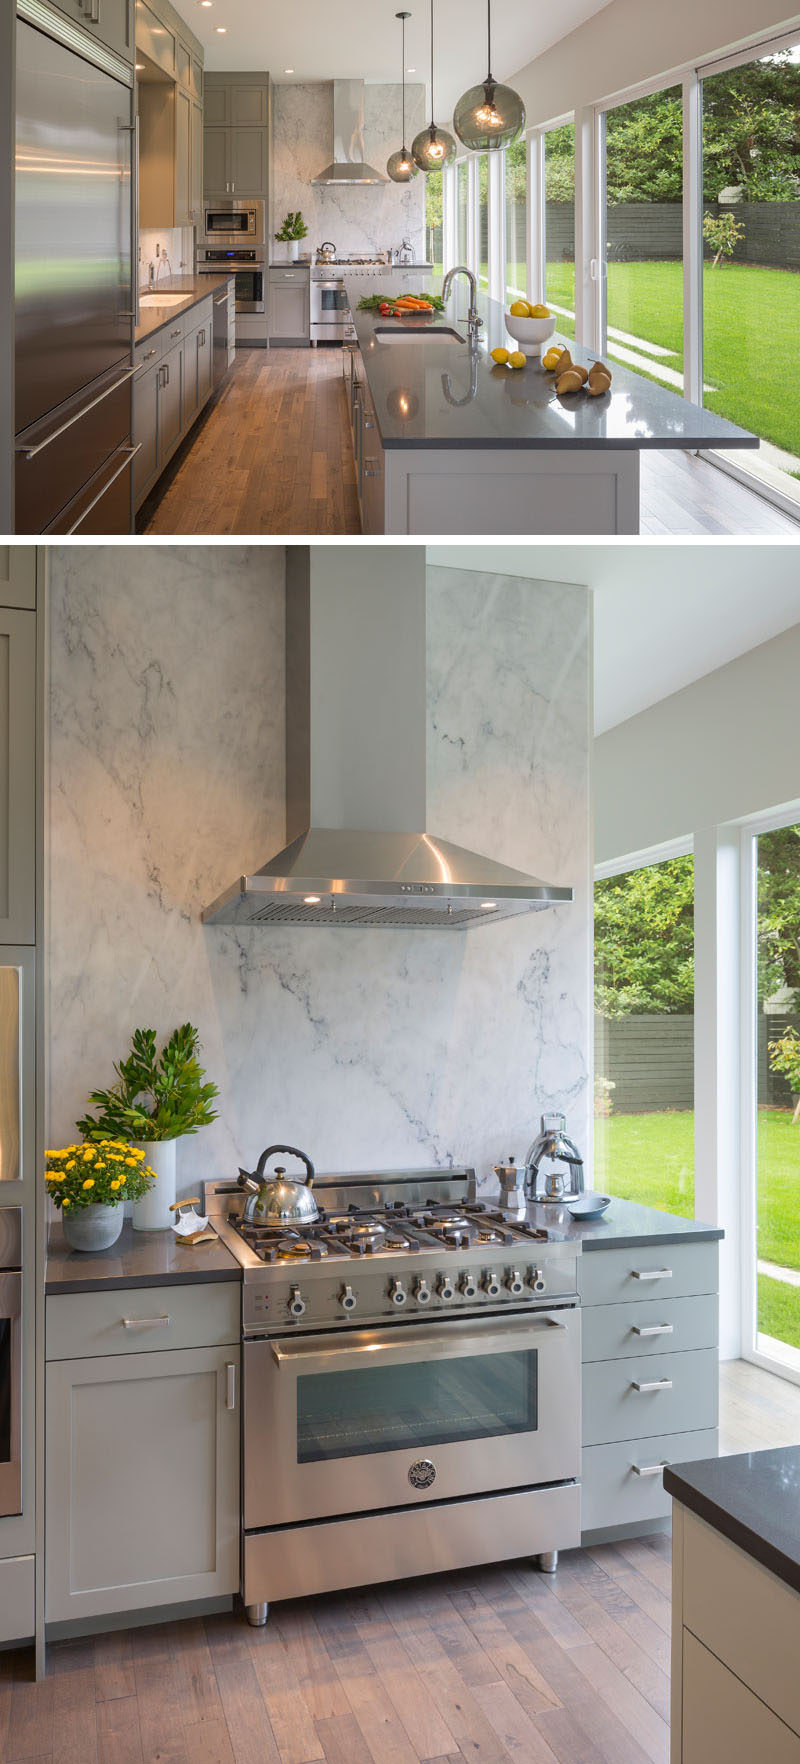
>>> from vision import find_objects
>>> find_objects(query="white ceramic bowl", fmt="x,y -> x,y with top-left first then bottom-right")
503,312 -> 557,357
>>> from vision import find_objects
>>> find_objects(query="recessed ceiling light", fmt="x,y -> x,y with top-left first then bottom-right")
407,65 -> 416,72
135,61 -> 144,68
215,24 -> 226,30
480,901 -> 497,910
304,895 -> 321,905
284,66 -> 294,73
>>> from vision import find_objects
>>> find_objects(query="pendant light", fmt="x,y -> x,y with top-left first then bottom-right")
411,0 -> 456,173
387,12 -> 419,183
453,0 -> 526,152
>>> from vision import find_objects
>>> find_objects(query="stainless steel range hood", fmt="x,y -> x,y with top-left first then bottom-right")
202,548 -> 573,930
312,81 -> 387,185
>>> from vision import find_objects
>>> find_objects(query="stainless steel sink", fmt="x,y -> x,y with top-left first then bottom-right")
373,326 -> 465,347
139,293 -> 188,307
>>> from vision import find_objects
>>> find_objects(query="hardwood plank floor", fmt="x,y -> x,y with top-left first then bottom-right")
5,1361 -> 799,1764
140,345 -> 800,538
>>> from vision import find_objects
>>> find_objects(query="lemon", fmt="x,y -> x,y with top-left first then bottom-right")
508,351 -> 526,370
529,303 -> 551,318
542,348 -> 562,370
491,346 -> 510,365
509,301 -> 529,318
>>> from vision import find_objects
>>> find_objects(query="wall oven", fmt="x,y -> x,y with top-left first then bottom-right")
202,200 -> 264,246
198,250 -> 265,315
0,1211 -> 22,1519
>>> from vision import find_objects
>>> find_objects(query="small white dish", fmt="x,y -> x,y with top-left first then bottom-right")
566,1192 -> 612,1219
503,312 -> 556,357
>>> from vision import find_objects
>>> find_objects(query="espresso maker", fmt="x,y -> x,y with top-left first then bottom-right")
525,1114 -> 584,1203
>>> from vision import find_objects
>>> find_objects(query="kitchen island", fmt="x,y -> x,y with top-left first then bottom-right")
347,285 -> 757,534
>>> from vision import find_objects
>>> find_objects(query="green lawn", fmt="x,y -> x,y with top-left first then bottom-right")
544,259 -> 800,462
596,1108 -> 800,1352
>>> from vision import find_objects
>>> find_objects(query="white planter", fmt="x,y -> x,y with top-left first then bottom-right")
288,239 -> 300,262
131,1139 -> 177,1231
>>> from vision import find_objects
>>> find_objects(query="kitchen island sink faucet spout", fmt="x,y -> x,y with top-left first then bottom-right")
442,265 -> 483,339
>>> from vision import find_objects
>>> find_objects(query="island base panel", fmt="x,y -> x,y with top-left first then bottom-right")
383,448 -> 640,535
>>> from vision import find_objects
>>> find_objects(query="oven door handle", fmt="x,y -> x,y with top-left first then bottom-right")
268,1313 -> 570,1370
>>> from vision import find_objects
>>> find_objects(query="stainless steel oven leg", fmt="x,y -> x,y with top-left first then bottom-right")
246,1601 -> 269,1626
536,1551 -> 558,1574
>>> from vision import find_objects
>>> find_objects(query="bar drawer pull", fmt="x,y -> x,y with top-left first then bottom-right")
632,1323 -> 674,1336
632,1269 -> 673,1281
225,1363 -> 236,1410
15,365 -> 137,459
122,1314 -> 171,1329
632,1377 -> 673,1393
139,348 -> 158,361
631,1461 -> 668,1477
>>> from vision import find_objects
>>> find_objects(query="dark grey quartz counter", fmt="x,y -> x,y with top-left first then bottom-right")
46,1218 -> 242,1293
134,273 -> 234,347
525,1195 -> 723,1250
349,282 -> 758,454
664,1448 -> 800,1596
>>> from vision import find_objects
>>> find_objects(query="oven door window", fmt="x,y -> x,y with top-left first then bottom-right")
318,287 -> 348,314
296,1348 -> 538,1463
232,269 -> 264,312
207,210 -> 250,234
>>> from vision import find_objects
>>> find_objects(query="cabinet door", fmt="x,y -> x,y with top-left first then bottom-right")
132,356 -> 160,507
203,82 -> 229,126
46,1346 -> 240,1621
197,319 -> 213,406
229,126 -> 267,195
57,0 -> 133,62
134,0 -> 173,73
0,613 -> 36,946
190,99 -> 203,222
175,86 -> 191,226
270,283 -> 308,340
176,37 -> 191,89
203,126 -> 229,193
0,550 -> 35,610
682,1632 -> 800,1764
158,341 -> 184,457
230,84 -> 267,125
182,324 -> 201,427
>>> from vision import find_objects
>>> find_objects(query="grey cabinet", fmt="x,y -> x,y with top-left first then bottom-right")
0,611 -> 36,945
190,98 -> 203,222
203,125 -> 228,194
133,296 -> 216,509
46,1342 -> 240,1620
230,126 -> 267,195
132,351 -> 160,505
56,0 -> 133,63
0,550 -> 36,610
175,84 -> 191,226
184,314 -> 213,427
269,270 -> 309,344
159,335 -> 184,456
203,73 -> 269,195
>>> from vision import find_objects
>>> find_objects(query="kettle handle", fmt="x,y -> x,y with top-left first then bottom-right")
254,1144 -> 316,1189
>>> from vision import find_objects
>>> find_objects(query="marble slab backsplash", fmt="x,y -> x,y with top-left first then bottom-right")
138,226 -> 195,289
47,549 -> 590,1197
272,83 -> 427,262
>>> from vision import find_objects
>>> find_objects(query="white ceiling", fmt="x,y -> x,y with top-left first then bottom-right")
195,0 -> 610,115
430,544 -> 800,735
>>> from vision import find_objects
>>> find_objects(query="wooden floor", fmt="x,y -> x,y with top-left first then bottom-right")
3,1360 -> 799,1764
141,345 -> 800,538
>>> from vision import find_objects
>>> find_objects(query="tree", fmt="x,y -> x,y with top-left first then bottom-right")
758,824 -> 800,1005
594,858 -> 695,1018
702,210 -> 745,265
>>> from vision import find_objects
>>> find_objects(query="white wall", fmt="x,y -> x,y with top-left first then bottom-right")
46,549 -> 591,1196
138,226 -> 194,290
510,0 -> 800,128
271,83 -> 426,260
594,621 -> 800,864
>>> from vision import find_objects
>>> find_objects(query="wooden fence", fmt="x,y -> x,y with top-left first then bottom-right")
595,1011 -> 799,1114
544,201 -> 800,271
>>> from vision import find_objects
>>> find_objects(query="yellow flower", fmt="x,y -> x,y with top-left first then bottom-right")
82,1147 -> 96,1160
132,1148 -> 145,1159
62,1197 -> 70,1207
65,1160 -> 76,1171
82,1177 -> 95,1190
110,1179 -> 121,1190
124,1157 -> 137,1167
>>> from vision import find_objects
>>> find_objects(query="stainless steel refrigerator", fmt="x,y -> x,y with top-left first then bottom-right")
14,11 -> 137,533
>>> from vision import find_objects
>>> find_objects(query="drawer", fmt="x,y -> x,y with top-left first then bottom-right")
269,267 -> 309,284
162,315 -> 187,347
579,1241 -> 718,1308
0,1555 -> 34,1645
46,1282 -> 240,1360
582,1294 -> 718,1362
135,334 -> 162,370
682,1507 -> 800,1739
189,295 -> 213,332
582,1347 -> 718,1446
682,1631 -> 800,1762
581,1428 -> 718,1532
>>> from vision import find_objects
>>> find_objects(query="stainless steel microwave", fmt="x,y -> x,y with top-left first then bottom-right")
202,200 -> 264,245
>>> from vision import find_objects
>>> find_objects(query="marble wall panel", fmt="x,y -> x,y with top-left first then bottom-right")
271,82 -> 427,261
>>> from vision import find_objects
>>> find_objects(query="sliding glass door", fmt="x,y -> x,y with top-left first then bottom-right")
750,822 -> 800,1374
543,122 -> 575,338
601,88 -> 684,389
505,140 -> 526,302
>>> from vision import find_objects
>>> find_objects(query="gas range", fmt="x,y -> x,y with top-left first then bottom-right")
205,1169 -> 579,1337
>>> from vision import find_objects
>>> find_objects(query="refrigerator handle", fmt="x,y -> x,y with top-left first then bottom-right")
14,366 -> 138,459
122,117 -> 140,330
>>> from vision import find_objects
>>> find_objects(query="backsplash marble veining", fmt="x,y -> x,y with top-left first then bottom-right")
272,83 -> 427,262
47,549 -> 590,1192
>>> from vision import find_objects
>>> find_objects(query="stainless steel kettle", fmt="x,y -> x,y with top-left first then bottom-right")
316,240 -> 336,264
237,1144 -> 318,1224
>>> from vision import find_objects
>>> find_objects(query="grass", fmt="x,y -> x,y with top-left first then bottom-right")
596,1107 -> 800,1352
544,258 -> 800,461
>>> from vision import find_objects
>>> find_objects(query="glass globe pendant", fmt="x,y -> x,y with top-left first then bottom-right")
453,0 -> 526,151
411,0 -> 456,172
387,12 -> 419,183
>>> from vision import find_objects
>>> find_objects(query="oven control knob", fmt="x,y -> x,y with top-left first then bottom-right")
438,1276 -> 455,1302
460,1273 -> 478,1300
529,1267 -> 546,1293
415,1278 -> 432,1305
340,1284 -> 357,1313
389,1278 -> 407,1307
482,1272 -> 501,1299
506,1269 -> 524,1296
288,1285 -> 306,1317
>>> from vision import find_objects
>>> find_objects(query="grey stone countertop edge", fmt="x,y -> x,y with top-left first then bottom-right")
45,1217 -> 242,1293
134,273 -> 235,347
525,1195 -> 724,1249
664,1447 -> 800,1597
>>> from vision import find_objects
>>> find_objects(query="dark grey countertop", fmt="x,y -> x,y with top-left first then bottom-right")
134,273 -> 234,347
46,1218 -> 242,1293
527,1195 -> 724,1251
349,283 -> 758,454
664,1448 -> 800,1596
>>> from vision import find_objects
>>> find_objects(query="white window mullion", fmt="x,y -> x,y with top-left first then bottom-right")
682,72 -> 703,406
488,150 -> 505,304
574,105 -> 602,353
442,162 -> 457,274
693,825 -> 742,1363
528,131 -> 544,306
466,155 -> 478,278
738,827 -> 758,1367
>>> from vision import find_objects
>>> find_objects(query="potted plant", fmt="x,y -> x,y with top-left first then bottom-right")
45,1142 -> 156,1252
274,210 -> 309,262
77,1024 -> 220,1231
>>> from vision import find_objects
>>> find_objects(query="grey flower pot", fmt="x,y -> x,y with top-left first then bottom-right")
62,1203 -> 123,1253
